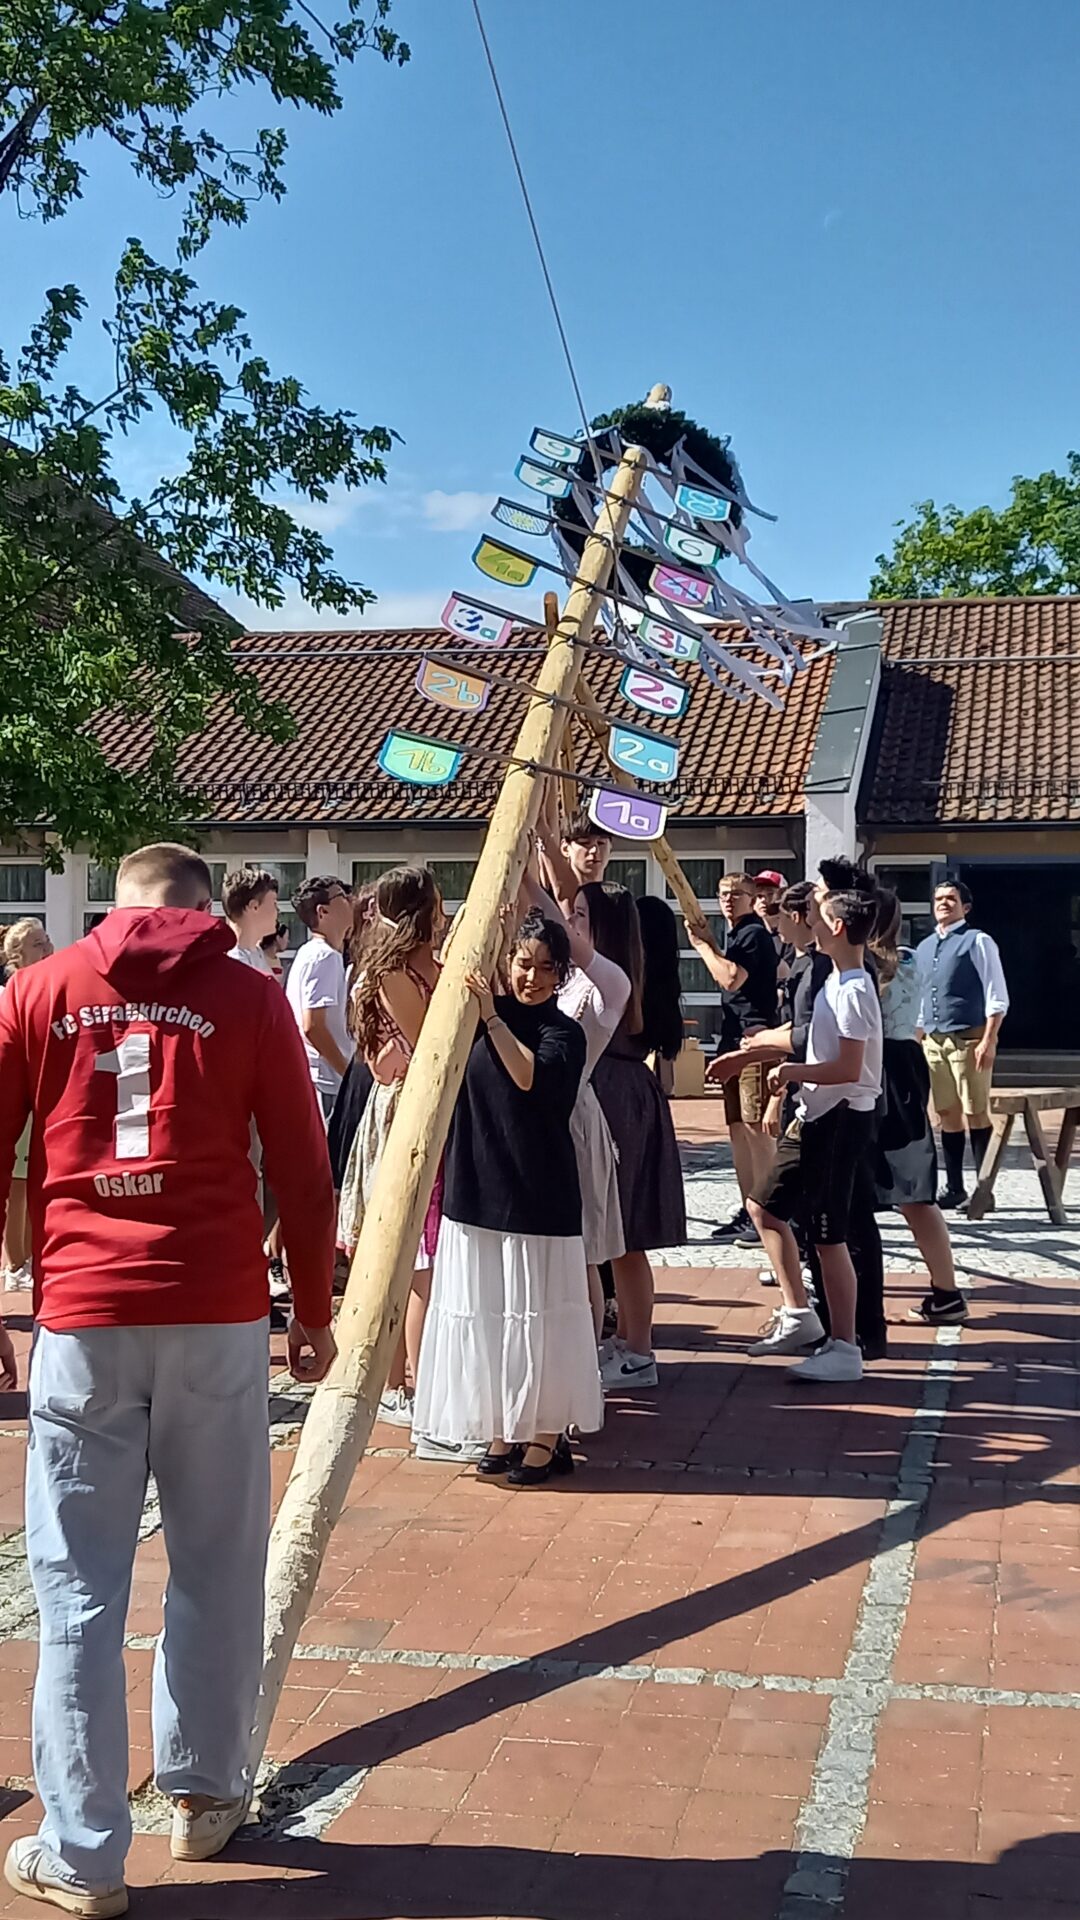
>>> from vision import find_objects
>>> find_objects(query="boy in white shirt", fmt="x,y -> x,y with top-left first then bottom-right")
769,889 -> 883,1384
222,867 -> 279,970
285,876 -> 353,1120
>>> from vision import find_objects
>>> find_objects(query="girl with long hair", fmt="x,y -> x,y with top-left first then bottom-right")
337,866 -> 445,1424
412,910 -> 601,1484
591,893 -> 687,1390
1,919 -> 53,1288
523,862 -> 636,1334
869,892 -> 966,1324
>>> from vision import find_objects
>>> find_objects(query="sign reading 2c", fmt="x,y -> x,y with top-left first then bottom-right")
619,663 -> 689,720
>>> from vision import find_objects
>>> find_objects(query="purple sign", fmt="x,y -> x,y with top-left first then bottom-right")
588,786 -> 668,843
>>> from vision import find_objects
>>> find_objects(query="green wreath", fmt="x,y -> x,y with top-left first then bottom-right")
557,399 -> 743,595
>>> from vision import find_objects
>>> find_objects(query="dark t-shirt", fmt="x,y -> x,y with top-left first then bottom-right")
720,914 -> 778,1048
443,993 -> 587,1238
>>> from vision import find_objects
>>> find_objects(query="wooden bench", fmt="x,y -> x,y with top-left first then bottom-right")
967,1087 -> 1080,1225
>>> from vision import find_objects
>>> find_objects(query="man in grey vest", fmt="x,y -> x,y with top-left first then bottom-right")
916,878 -> 1009,1210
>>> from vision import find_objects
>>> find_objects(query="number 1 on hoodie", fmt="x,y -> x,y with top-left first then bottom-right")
94,1031 -> 152,1159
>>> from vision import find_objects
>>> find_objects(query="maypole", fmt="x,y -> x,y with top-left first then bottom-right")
252,439 -> 648,1767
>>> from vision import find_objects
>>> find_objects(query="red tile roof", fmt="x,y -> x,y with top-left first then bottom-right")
97,623 -> 836,827
860,596 -> 1080,826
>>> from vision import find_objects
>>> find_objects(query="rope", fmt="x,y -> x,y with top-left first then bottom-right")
469,0 -> 606,487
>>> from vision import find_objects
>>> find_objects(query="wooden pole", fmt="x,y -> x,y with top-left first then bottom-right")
575,669 -> 706,927
252,442 -> 648,1768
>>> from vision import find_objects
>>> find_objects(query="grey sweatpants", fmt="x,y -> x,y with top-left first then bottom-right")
25,1320 -> 270,1884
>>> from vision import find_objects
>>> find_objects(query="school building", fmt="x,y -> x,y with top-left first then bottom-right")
3,595 -> 1078,1060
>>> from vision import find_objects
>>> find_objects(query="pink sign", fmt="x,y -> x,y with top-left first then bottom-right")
650,562 -> 712,609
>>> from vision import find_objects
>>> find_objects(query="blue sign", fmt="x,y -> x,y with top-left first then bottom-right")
609,725 -> 679,786
675,483 -> 733,523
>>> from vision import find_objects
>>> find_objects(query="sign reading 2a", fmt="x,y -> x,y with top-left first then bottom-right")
619,664 -> 689,720
588,787 -> 668,843
608,725 -> 679,786
415,657 -> 490,715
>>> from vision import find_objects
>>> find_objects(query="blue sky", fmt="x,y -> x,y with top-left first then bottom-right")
6,0 -> 1080,629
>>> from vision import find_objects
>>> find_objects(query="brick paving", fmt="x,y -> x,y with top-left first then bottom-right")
1,1111 -> 1079,1917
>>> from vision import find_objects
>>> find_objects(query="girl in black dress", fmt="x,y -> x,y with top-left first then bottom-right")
412,911 -> 603,1485
592,894 -> 687,1392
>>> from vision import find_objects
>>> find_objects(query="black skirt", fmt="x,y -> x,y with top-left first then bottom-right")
592,1042 -> 686,1252
327,1057 -> 374,1190
873,1038 -> 938,1208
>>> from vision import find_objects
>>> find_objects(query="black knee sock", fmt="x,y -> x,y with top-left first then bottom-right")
969,1126 -> 992,1178
942,1131 -> 967,1192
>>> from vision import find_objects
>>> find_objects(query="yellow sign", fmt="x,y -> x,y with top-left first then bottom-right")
472,537 -> 539,589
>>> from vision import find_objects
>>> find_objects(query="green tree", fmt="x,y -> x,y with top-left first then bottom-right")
871,454 -> 1080,599
1,1 -> 409,860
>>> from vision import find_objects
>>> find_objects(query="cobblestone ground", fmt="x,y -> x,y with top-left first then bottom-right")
1,1097 -> 1078,1918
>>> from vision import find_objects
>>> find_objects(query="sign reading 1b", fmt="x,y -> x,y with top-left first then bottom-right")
588,786 -> 668,843
378,730 -> 463,788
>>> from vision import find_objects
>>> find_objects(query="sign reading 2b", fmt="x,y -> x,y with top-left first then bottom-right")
415,657 -> 490,715
609,724 -> 679,786
588,786 -> 668,843
619,663 -> 689,720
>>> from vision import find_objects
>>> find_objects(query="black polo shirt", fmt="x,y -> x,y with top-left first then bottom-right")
720,913 -> 778,1048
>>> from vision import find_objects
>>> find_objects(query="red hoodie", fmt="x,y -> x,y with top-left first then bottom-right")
0,907 -> 334,1333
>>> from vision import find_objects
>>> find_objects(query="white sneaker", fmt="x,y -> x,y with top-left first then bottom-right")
757,1268 -> 779,1287
788,1339 -> 864,1384
4,1839 -> 127,1917
3,1261 -> 32,1291
170,1791 -> 252,1862
600,1347 -> 658,1391
597,1336 -> 621,1367
746,1307 -> 825,1357
377,1387 -> 415,1429
413,1435 -> 487,1462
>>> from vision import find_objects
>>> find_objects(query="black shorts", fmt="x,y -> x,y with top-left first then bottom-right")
750,1126 -> 807,1226
800,1104 -> 876,1245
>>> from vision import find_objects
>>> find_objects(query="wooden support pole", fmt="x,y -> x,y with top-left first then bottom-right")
575,669 -> 706,927
251,443 -> 648,1768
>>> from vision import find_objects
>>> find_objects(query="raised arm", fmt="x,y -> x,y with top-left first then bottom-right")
685,918 -> 747,995
465,972 -> 535,1091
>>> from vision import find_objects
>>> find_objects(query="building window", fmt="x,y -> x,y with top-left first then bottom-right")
870,861 -> 935,948
664,859 -> 726,1052
607,858 -> 648,897
0,862 -> 48,931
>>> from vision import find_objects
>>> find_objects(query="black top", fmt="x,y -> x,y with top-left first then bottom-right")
720,913 -> 778,1048
787,947 -> 834,1062
443,994 -> 587,1238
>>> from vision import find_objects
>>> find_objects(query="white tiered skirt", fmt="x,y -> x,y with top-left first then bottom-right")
412,1217 -> 604,1446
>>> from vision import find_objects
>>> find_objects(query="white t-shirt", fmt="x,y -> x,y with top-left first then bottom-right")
558,951 -> 631,1080
285,935 -> 350,1096
228,943 -> 271,972
798,966 -> 882,1123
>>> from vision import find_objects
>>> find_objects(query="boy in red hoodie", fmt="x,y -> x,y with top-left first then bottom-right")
0,844 -> 337,1917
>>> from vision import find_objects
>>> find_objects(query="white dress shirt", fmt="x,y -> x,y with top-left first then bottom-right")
917,919 -> 1010,1029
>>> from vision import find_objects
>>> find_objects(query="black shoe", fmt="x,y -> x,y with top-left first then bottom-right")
712,1207 -> 751,1243
506,1436 -> 574,1488
734,1222 -> 761,1248
476,1445 -> 524,1478
859,1328 -> 890,1362
909,1292 -> 970,1326
937,1186 -> 967,1212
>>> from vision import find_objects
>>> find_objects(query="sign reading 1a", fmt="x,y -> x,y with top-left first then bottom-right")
588,786 -> 668,843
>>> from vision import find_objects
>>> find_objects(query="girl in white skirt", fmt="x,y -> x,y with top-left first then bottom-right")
412,910 -> 603,1486
523,867 -> 639,1332
338,867 -> 444,1427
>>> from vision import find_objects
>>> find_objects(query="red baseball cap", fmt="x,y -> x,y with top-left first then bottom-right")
750,869 -> 785,889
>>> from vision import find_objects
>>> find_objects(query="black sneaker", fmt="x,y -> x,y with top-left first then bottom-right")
909,1292 -> 970,1325
859,1328 -> 890,1362
936,1186 -> 967,1212
712,1207 -> 752,1243
734,1221 -> 761,1248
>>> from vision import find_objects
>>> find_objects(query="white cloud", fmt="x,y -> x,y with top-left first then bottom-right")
221,585 -> 448,633
287,486 -> 360,535
421,489 -> 494,533
822,208 -> 842,231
